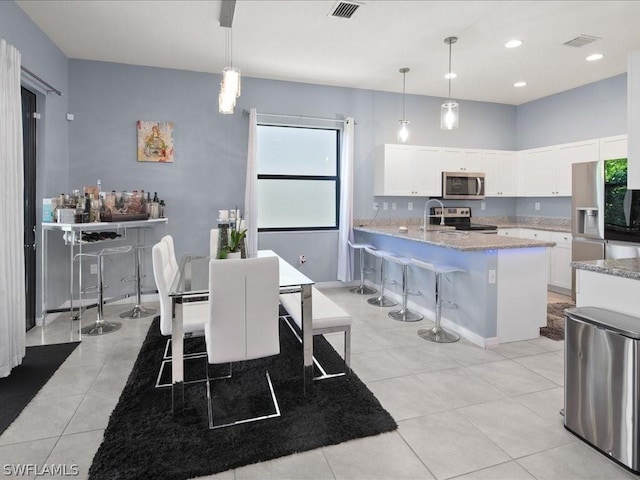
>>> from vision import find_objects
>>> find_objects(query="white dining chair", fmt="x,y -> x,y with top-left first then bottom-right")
205,255 -> 281,429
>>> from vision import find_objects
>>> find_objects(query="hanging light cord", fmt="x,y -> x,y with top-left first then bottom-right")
402,70 -> 406,121
447,39 -> 452,101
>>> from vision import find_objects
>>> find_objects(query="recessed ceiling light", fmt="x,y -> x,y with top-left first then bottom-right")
514,81 -> 527,88
586,53 -> 604,62
505,39 -> 523,48
444,72 -> 457,80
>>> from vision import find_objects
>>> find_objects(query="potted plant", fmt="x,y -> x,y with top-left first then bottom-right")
217,223 -> 247,259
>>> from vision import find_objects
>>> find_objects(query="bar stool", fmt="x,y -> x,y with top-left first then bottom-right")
386,255 -> 423,322
347,240 -> 377,295
366,248 -> 397,307
412,258 -> 464,343
120,244 -> 157,319
76,245 -> 132,336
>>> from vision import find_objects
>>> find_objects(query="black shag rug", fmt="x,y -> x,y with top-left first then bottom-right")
540,302 -> 575,341
0,342 -> 79,435
88,317 -> 397,480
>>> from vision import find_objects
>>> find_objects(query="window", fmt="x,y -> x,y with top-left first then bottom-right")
257,125 -> 340,231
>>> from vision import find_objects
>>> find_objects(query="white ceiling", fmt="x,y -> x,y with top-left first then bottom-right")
16,0 -> 640,105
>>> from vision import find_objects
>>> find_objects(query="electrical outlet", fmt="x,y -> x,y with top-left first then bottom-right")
481,202 -> 486,210
391,202 -> 397,210
408,202 -> 413,211
90,264 -> 98,275
488,269 -> 496,284
373,202 -> 379,210
382,202 -> 388,211
534,202 -> 540,211
299,255 -> 306,264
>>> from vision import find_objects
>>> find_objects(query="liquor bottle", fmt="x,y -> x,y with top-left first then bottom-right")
159,200 -> 165,218
153,192 -> 159,203
140,190 -> 147,214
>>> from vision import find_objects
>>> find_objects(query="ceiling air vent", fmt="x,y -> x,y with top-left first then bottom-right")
329,1 -> 362,19
563,34 -> 601,48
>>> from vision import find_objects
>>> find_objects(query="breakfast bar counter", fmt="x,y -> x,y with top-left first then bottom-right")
353,225 -> 554,347
355,225 -> 555,251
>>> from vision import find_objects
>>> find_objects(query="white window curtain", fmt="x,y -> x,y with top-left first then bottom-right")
0,39 -> 26,378
337,117 -> 355,282
244,107 -> 258,258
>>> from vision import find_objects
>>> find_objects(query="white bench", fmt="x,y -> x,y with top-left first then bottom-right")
279,287 -> 352,379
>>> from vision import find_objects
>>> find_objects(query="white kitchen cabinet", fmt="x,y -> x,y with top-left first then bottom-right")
549,231 -> 572,291
441,148 -> 483,172
374,144 -> 442,196
518,147 -> 557,196
518,144 -> 579,197
482,150 -> 517,196
497,228 -> 519,237
555,139 -> 599,195
599,134 -> 628,160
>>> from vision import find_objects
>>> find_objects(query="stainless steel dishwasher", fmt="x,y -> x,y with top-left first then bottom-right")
565,307 -> 640,473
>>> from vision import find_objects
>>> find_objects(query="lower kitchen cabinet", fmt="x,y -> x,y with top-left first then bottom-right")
549,231 -> 572,291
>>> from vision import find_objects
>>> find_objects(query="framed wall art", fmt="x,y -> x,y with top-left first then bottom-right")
137,120 -> 174,163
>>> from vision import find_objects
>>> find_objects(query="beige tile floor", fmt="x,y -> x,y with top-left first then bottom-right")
1,289 -> 636,480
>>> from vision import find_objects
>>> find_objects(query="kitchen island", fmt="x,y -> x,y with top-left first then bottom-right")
354,225 -> 555,347
572,258 -> 640,317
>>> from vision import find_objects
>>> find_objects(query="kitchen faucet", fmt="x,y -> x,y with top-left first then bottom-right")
423,198 -> 445,231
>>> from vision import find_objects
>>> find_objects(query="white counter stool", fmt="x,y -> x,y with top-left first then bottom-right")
386,255 -> 423,322
348,240 -> 377,295
76,245 -> 132,336
366,248 -> 397,308
119,244 -> 157,319
412,259 -> 464,343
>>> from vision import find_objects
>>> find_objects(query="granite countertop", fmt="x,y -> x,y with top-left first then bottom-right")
354,225 -> 556,252
571,258 -> 640,280
353,216 -> 571,233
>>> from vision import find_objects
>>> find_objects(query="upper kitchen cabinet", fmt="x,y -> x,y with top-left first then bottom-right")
441,148 -> 482,172
518,146 -> 558,196
481,150 -> 517,196
374,144 -> 442,196
555,139 -> 599,193
629,51 -> 640,189
599,135 -> 628,160
519,140 -> 598,196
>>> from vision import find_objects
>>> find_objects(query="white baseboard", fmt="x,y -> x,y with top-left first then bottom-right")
315,280 -> 358,290
361,279 -> 493,349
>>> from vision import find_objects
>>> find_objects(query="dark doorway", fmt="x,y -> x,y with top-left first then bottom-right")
22,87 -> 37,331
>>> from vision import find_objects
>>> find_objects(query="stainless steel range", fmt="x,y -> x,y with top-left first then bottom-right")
430,206 -> 497,232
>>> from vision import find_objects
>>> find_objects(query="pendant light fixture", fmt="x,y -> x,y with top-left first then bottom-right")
219,23 -> 241,114
441,36 -> 459,130
397,67 -> 410,143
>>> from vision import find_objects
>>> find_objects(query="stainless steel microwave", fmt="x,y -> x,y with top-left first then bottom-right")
442,172 -> 485,200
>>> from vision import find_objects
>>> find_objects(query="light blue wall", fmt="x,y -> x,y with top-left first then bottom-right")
516,74 -> 627,150
1,1 -> 70,314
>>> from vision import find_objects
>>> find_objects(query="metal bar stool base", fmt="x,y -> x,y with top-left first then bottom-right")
418,326 -> 459,343
350,285 -> 377,295
119,304 -> 157,319
367,296 -> 397,307
81,321 -> 122,336
389,309 -> 423,322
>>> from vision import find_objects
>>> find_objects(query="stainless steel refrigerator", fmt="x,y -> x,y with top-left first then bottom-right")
571,161 -> 605,299
572,159 -> 640,299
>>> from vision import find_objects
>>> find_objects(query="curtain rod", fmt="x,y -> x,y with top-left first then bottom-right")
20,66 -> 62,96
243,109 -> 345,123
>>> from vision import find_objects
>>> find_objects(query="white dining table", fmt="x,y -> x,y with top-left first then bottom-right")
168,249 -> 314,414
